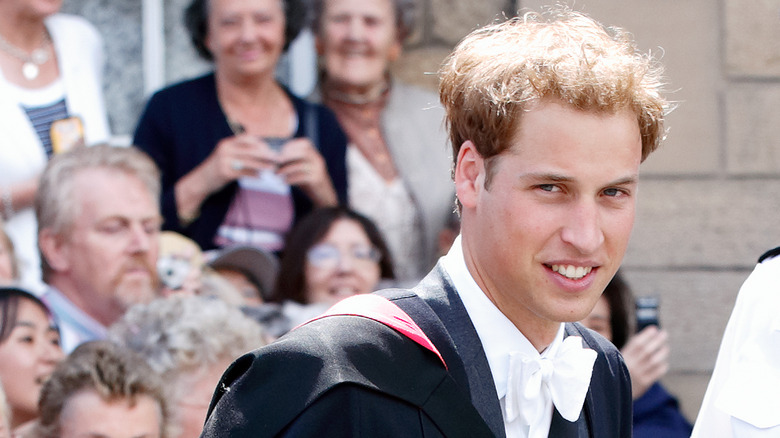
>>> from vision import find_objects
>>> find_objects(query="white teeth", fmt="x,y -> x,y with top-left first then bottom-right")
551,264 -> 592,280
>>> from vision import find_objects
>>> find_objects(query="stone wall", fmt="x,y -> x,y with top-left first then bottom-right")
61,0 -> 780,423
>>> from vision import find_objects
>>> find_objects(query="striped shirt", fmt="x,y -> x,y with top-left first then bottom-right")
22,98 -> 68,157
6,78 -> 69,158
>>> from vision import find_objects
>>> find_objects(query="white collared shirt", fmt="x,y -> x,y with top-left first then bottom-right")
692,255 -> 780,437
440,235 -> 567,438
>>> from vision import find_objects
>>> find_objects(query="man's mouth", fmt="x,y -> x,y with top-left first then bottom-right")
549,264 -> 592,280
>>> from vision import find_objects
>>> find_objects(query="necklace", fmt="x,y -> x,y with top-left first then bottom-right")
0,30 -> 50,80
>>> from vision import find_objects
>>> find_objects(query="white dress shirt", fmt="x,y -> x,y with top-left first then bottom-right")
440,235 -> 569,438
692,255 -> 780,437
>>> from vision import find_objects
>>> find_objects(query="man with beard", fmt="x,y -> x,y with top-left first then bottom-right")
37,145 -> 162,353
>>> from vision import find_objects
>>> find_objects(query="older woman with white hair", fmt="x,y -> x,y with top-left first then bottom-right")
312,0 -> 454,284
109,295 -> 264,438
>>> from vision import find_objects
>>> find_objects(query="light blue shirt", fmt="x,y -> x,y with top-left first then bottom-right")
40,285 -> 106,353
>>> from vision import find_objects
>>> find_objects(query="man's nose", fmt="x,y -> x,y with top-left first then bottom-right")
127,224 -> 153,253
560,200 -> 604,254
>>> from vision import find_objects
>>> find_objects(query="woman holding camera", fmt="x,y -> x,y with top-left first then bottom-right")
133,0 -> 348,253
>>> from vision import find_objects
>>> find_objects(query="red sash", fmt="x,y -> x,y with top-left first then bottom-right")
304,294 -> 447,369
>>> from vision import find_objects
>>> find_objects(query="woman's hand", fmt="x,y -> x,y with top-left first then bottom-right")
620,325 -> 670,400
275,138 -> 337,207
174,134 -> 277,223
199,134 -> 279,188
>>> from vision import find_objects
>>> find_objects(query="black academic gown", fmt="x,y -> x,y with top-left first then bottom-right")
201,265 -> 632,437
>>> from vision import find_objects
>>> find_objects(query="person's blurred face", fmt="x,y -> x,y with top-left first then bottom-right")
0,298 -> 63,427
456,99 -> 641,350
173,361 -> 231,438
41,169 -> 161,327
14,0 -> 62,19
304,218 -> 382,305
206,0 -> 286,80
215,268 -> 263,306
0,238 -> 15,285
317,0 -> 401,93
58,390 -> 162,438
581,295 -> 612,342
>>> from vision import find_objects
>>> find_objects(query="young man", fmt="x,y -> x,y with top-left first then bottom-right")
202,7 -> 670,437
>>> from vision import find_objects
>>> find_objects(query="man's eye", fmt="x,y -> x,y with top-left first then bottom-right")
603,188 -> 625,197
329,14 -> 349,24
100,224 -> 124,233
538,184 -> 560,192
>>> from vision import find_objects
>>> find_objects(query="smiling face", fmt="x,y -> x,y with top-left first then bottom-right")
41,169 -> 161,327
205,0 -> 286,81
0,297 -> 63,427
456,99 -> 641,350
317,0 -> 401,94
304,218 -> 382,305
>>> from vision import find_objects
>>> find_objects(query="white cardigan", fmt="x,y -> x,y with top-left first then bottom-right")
0,13 -> 110,292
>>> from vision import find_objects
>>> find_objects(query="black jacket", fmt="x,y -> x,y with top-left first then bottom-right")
202,265 -> 632,437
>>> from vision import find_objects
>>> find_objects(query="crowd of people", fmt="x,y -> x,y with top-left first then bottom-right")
0,0 -> 454,435
1,0 -> 774,437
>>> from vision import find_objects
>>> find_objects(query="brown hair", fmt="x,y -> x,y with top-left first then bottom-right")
35,340 -> 171,438
439,7 -> 670,187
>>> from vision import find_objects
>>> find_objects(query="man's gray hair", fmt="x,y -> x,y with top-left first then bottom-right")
36,145 -> 161,236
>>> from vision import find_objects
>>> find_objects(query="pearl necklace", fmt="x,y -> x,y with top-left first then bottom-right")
0,30 -> 50,80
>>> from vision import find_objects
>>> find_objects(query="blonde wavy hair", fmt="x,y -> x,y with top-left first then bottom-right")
439,7 -> 671,180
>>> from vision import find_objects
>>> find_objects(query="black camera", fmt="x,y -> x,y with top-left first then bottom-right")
635,295 -> 660,332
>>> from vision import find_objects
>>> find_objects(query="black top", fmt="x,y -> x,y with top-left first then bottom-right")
201,266 -> 632,437
133,73 -> 348,251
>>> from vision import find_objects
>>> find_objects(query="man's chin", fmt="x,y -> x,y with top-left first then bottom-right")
115,278 -> 159,308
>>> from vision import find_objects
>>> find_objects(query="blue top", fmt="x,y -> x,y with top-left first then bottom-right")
634,382 -> 693,438
133,73 -> 348,251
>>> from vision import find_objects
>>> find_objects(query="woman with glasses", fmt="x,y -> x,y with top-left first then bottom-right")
270,206 -> 394,326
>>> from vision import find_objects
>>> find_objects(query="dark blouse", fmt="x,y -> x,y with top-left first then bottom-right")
133,73 -> 348,251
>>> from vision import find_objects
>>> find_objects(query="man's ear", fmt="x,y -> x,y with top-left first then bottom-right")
454,141 -> 483,209
38,229 -> 70,273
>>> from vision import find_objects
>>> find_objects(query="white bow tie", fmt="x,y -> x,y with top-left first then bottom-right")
505,335 -> 597,427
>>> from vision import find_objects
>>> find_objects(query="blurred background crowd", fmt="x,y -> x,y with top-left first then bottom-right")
1,0 -> 779,436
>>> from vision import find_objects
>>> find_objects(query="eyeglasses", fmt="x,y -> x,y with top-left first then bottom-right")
306,243 -> 381,269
